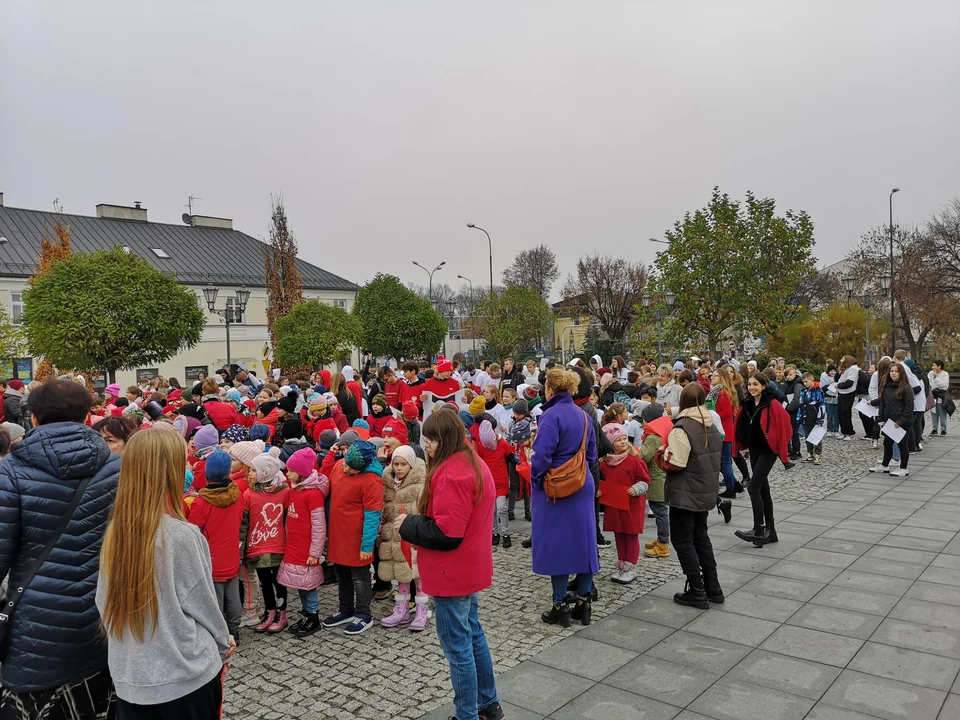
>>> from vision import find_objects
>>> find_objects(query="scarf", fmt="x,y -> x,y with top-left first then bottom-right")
485,398 -> 498,410
706,384 -> 722,406
604,450 -> 630,467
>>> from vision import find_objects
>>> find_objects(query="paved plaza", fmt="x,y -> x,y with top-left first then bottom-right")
221,434 -> 934,719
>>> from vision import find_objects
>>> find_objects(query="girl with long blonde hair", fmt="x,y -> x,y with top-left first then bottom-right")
97,429 -> 234,717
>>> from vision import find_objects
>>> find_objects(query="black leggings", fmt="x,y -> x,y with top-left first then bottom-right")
733,453 -> 752,483
255,565 -> 287,612
669,507 -> 716,578
839,393 -> 856,436
747,452 -> 777,531
911,411 -> 924,451
883,434 -> 910,470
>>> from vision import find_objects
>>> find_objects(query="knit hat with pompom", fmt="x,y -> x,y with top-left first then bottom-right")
229,440 -> 266,468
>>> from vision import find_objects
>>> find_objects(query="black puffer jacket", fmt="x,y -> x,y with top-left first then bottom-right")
0,422 -> 120,692
877,380 -> 915,430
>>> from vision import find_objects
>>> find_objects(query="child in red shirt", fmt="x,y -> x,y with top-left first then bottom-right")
420,356 -> 462,404
476,420 -> 515,549
598,424 -> 650,585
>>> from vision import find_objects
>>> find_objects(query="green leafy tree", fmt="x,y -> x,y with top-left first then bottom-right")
23,247 -> 206,383
469,285 -> 553,362
0,306 -> 26,361
274,300 -> 363,369
649,187 -> 815,354
354,273 -> 446,360
765,302 -> 890,364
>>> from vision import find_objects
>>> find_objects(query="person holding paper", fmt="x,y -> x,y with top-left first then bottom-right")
798,373 -> 826,464
835,355 -> 862,440
597,424 -> 650,585
871,362 -> 915,477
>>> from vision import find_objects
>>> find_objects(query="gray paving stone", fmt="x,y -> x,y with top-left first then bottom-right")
738,574 -> 825,602
837,518 -> 899,535
494,661 -> 595,716
887,525 -> 956,543
672,713 -> 713,720
805,537 -> 875,556
788,547 -> 859,568
549,684 -> 682,720
617,595 -> 706,629
530,636 -> 637,681
715,566 -> 758,592
645,630 -> 751,674
877,534 -> 952,553
906,581 -> 960,607
760,624 -> 864,667
715,589 -> 804,623
687,677 -> 815,720
944,535 -> 960,555
784,512 -> 840,527
794,506 -> 858,519
772,521 -> 828,537
577,614 -> 675,654
864,545 -> 939,565
931,553 -> 960,569
848,555 -> 926,580
604,655 -> 720,707
806,702 -> 898,719
870,618 -> 960,660
848,641 -> 960,691
918,566 -> 960,587
820,669 -> 947,720
684,610 -> 779,647
726,648 -> 841,700
904,514 -> 960,532
821,527 -> 889,544
809,586 -> 902,616
714,551 -> 780,573
890,597 -> 960,632
765,559 -> 844,584
785,604 -> 884,640
829,569 -> 914,597
850,506 -> 918,524
939,693 -> 960,719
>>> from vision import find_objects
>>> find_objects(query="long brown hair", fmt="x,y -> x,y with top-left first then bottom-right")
876,357 -> 891,387
417,410 -> 483,515
718,364 -> 740,414
100,429 -> 188,641
839,355 -> 857,373
330,372 -> 346,396
888,362 -> 909,399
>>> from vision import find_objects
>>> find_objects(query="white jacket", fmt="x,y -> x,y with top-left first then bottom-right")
929,369 -> 950,393
836,365 -> 860,395
900,363 -> 925,412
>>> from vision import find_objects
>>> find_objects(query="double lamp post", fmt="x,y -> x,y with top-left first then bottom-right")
203,284 -> 250,371
843,275 -> 891,368
641,291 -> 675,363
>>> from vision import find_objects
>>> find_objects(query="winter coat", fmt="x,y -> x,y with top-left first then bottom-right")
2,387 -> 24,426
346,380 -> 365,421
279,438 -> 312,464
638,415 -> 673,502
655,380 -> 682,417
597,381 -> 625,410
367,405 -> 394,437
378,458 -> 426,583
189,445 -> 217,491
797,386 -> 825,427
714,390 -> 738,445
736,390 -> 793,463
475,438 -> 513,497
257,408 -> 279,439
325,459 -> 384,567
242,484 -> 291,563
599,454 -> 650,534
781,376 -> 803,415
336,390 -> 360,425
530,391 -> 600,576
878,381 -> 916,430
399,449 -> 495,597
202,398 -> 254,431
278,472 -> 328,590
188,481 -> 243,581
0,423 -> 120,693
663,407 -> 723,512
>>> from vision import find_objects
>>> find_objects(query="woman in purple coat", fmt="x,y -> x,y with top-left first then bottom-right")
531,368 -> 600,628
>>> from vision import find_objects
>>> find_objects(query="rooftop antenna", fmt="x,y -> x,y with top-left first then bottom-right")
53,198 -> 63,214
186,195 -> 203,215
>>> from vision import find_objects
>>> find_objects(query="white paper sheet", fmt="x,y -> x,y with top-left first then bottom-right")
806,426 -> 826,446
881,419 -> 907,443
856,399 -> 879,418
540,358 -> 549,369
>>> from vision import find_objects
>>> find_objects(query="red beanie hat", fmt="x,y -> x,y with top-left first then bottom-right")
381,420 -> 409,445
319,369 -> 332,387
402,401 -> 419,420
436,355 -> 453,374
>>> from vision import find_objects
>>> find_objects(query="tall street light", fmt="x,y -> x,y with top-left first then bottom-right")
649,237 -> 670,246
889,188 -> 899,356
457,274 -> 477,359
413,260 -> 445,301
467,223 -> 493,295
642,291 -> 675,362
843,275 -> 892,368
203,284 -> 250,371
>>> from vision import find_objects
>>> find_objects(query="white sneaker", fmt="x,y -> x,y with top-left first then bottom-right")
868,464 -> 890,473
871,439 -> 879,449
614,562 -> 637,584
918,443 -> 923,451
891,468 -> 910,477
842,436 -> 852,442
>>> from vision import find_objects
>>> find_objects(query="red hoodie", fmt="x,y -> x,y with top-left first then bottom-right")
188,481 -> 243,581
367,407 -> 394,437
203,399 -> 254,431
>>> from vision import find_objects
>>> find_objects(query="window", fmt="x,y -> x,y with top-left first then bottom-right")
10,293 -> 23,325
150,248 -> 170,258
573,317 -> 581,326
225,297 -> 245,324
333,299 -> 346,309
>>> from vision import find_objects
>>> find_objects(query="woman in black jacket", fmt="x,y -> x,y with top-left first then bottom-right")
871,362 -> 915,477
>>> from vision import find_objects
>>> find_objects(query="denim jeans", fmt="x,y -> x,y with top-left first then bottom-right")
649,500 -> 670,543
433,594 -> 499,720
335,563 -> 372,618
298,587 -> 318,614
550,573 -> 593,604
825,402 -> 839,433
720,441 -> 737,490
932,403 -> 949,433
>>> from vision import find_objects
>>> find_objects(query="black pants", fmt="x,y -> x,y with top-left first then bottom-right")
669,507 -> 716,578
117,668 -> 223,720
883,434 -> 910,469
508,465 -> 530,517
747,452 -> 777,531
733,452 -> 751,483
335,563 -> 373,617
255,565 -> 287,612
911,411 -> 924,451
789,416 -> 801,458
859,411 -> 875,438
838,393 -> 856,436
803,423 -> 822,456
594,495 -> 604,542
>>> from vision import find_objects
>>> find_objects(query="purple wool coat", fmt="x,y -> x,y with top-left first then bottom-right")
530,391 -> 600,576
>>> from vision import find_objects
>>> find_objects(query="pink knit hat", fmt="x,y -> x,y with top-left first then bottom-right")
602,423 -> 626,445
286,447 -> 318,478
600,373 -> 613,386
479,420 -> 497,449
228,440 -> 265,468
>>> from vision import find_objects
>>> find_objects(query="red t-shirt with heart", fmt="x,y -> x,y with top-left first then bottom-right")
243,485 -> 291,559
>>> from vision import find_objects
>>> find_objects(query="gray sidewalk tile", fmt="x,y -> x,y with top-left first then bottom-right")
422,703 -> 545,720
617,595 -> 705,629
889,597 -> 960,632
687,677 -> 815,720
531,636 -> 637,681
820,669 -> 947,720
738,574 -> 825,602
931,553 -> 960,569
809,586 -> 901,616
714,566 -> 757,592
864,545 -> 939,565
906,581 -> 960,607
877,534 -> 953,553
943,535 -> 960,555
785,604 -> 884,640
672,713 -> 713,720
726,648 -> 841,700
604,655 -> 720,707
765,559 -> 844,584
821,527 -> 890,545
644,630 -> 751,673
793,506 -> 859,519
805,537 -> 875,556
759,625 -> 864,667
939,694 -> 960,719
848,556 -> 925,580
772,520 -> 829,536
829,569 -> 914,597
850,507 -> 921,524
918,566 -> 960,587
715,589 -> 804,622
903,515 -> 960,532
493,661 -> 594,716
684,610 -> 780,647
549,684 -> 682,720
713,551 -> 779,573
806,703 -> 896,719
870,618 -> 960,660
848,641 -> 960,691
577,613 -> 675,654
888,526 -> 957,542
784,513 -> 840,527
788,547 -> 859,568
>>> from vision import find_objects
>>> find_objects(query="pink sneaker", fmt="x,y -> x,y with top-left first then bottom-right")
409,600 -> 430,632
266,610 -> 287,633
255,610 -> 276,633
379,596 -> 411,628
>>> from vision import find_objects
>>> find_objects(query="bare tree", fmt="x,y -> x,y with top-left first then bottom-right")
561,255 -> 648,341
264,196 -> 304,357
503,244 -> 560,300
928,199 -> 960,293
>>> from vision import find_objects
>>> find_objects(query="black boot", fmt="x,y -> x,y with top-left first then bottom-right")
521,537 -> 532,548
541,603 -> 571,628
287,612 -> 307,633
718,487 -> 738,499
674,575 -> 710,610
754,525 -> 778,547
293,612 -> 321,638
492,534 -> 500,546
502,535 -> 512,549
717,499 -> 732,523
733,481 -> 745,494
570,597 -> 592,626
703,568 -> 725,604
735,527 -> 763,544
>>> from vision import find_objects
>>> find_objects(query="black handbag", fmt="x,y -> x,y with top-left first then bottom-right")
0,474 -> 93,647
943,395 -> 957,417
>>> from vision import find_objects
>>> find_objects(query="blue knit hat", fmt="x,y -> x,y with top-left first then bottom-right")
344,439 -> 376,471
458,410 -> 475,428
249,424 -> 271,442
225,388 -> 242,404
352,418 -> 370,430
223,424 -> 249,443
205,450 -> 233,483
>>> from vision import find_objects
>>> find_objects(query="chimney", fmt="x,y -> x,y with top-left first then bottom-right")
0,192 -> 4,207
190,215 -> 232,230
96,203 -> 147,222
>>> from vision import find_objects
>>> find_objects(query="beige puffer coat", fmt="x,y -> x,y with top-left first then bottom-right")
378,457 -> 426,583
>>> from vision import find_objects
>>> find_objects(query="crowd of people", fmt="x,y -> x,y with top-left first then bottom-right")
0,347 -> 952,720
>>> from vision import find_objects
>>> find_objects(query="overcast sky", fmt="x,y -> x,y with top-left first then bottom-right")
2,1 -> 958,299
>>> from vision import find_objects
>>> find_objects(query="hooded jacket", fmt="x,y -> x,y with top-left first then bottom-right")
379,458 -> 426,583
187,480 -> 243,581
202,397 -> 254,431
655,379 -> 682,417
0,422 -> 120,692
367,404 -> 394,438
2,386 -> 24,426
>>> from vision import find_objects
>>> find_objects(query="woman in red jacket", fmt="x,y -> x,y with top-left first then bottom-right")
734,372 -> 793,548
714,365 -> 744,498
396,411 -> 503,720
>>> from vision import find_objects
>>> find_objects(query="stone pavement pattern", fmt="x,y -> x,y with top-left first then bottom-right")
421,435 -> 960,720
222,435 -> 888,719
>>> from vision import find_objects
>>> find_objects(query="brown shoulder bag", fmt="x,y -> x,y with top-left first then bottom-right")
544,413 -> 589,501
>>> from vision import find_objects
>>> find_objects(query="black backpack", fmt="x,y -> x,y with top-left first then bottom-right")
856,370 -> 870,396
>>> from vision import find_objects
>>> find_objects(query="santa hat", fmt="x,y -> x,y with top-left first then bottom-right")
436,355 -> 453,374
381,420 -> 409,445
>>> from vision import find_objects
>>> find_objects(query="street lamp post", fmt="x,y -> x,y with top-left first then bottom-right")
457,274 -> 477,358
844,275 -> 891,368
466,224 -> 493,295
203,284 -> 251,371
413,260 -> 445,301
642,291 -> 675,363
889,188 -> 899,356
